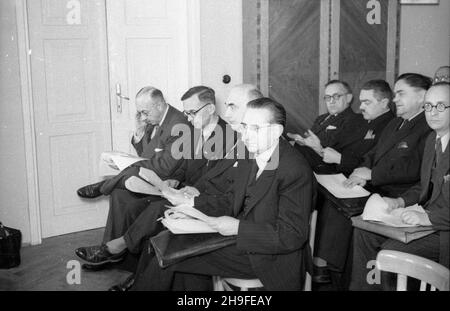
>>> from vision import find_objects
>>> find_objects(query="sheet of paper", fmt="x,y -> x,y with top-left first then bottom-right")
161,218 -> 217,234
166,204 -> 211,223
139,168 -> 164,189
314,173 -> 371,198
362,193 -> 427,227
109,153 -> 147,171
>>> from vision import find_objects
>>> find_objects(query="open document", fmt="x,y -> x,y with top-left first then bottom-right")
98,151 -> 148,176
161,204 -> 218,234
362,193 -> 429,228
314,173 -> 371,198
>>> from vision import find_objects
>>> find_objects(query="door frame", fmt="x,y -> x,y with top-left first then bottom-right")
16,0 -> 202,245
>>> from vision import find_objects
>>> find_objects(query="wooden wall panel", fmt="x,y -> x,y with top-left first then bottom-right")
268,0 -> 321,133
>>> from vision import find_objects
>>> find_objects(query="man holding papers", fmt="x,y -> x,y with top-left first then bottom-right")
350,82 -> 449,290
312,80 -> 395,284
131,97 -> 314,291
77,86 -> 188,198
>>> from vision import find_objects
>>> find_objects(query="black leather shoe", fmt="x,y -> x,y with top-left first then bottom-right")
109,274 -> 135,291
77,181 -> 105,199
75,244 -> 126,265
312,265 -> 331,284
81,262 -> 111,272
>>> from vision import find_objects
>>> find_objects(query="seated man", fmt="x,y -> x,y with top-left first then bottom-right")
350,82 -> 449,290
313,80 -> 395,283
77,86 -> 188,198
287,79 -> 359,174
131,97 -> 314,291
75,85 -> 261,278
344,73 -> 433,198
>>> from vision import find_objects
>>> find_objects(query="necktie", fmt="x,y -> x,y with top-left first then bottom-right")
435,137 -> 442,165
145,124 -> 155,143
247,159 -> 258,186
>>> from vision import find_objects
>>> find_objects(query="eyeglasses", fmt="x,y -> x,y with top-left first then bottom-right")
241,123 -> 274,133
183,103 -> 211,118
324,93 -> 347,103
423,103 -> 450,113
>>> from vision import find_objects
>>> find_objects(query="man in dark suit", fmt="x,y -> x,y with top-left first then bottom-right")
131,97 -> 314,291
75,86 -> 261,276
287,80 -> 359,173
313,80 -> 395,283
76,86 -> 188,198
344,73 -> 433,198
350,82 -> 449,290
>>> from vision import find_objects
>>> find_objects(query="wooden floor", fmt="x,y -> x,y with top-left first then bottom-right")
0,228 -> 131,291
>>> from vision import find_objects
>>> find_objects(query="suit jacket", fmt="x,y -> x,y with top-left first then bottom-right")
100,105 -> 190,194
316,111 -> 395,175
296,107 -> 360,172
233,139 -> 314,290
360,112 -> 432,197
400,132 -> 449,267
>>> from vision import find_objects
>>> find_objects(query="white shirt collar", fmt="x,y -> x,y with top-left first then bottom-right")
158,105 -> 169,127
202,115 -> 219,141
255,142 -> 279,173
407,110 -> 423,122
437,132 -> 450,152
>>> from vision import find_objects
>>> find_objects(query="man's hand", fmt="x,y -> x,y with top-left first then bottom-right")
163,179 -> 180,189
323,147 -> 342,164
180,186 -> 200,197
162,187 -> 194,206
133,112 -> 147,142
343,175 -> 367,188
286,133 -> 306,145
382,197 -> 405,213
352,167 -> 372,180
303,130 -> 324,156
206,216 -> 240,236
401,210 -> 432,226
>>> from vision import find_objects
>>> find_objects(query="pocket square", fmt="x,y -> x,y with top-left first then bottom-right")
233,161 -> 238,167
326,125 -> 337,130
155,148 -> 163,152
444,175 -> 450,183
364,130 -> 375,140
397,141 -> 409,149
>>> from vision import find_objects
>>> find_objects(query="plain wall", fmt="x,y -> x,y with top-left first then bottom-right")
200,0 -> 243,115
0,0 -> 31,244
399,1 -> 450,77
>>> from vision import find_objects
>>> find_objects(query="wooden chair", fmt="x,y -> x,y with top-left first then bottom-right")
376,250 -> 450,291
213,209 -> 318,291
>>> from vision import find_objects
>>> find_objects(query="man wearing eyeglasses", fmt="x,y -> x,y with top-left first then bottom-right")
76,87 -> 188,199
287,80 -> 359,173
350,82 -> 449,290
130,97 -> 314,291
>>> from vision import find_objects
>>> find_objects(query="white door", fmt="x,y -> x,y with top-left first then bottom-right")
106,0 -> 190,153
27,0 -> 111,237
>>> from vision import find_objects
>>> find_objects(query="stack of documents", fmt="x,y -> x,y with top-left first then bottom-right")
314,173 -> 370,198
362,193 -> 428,228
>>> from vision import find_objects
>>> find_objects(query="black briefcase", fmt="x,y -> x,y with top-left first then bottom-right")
150,230 -> 236,268
0,222 -> 22,269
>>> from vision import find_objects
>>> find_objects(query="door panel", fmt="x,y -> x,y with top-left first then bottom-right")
28,0 -> 111,238
106,0 -> 189,154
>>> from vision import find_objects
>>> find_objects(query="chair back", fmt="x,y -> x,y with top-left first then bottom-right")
376,250 -> 450,291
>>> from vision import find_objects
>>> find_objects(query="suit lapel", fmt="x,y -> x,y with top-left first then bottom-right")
429,142 -> 450,205
420,132 -> 436,202
375,115 -> 424,163
242,169 -> 276,217
233,159 -> 252,216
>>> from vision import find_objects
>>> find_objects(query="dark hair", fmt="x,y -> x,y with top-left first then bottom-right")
181,86 -> 215,105
325,79 -> 353,95
136,86 -> 165,102
361,80 -> 393,102
396,73 -> 432,91
247,97 -> 286,127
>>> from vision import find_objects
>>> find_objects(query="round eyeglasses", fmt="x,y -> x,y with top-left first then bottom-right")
423,103 -> 450,113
